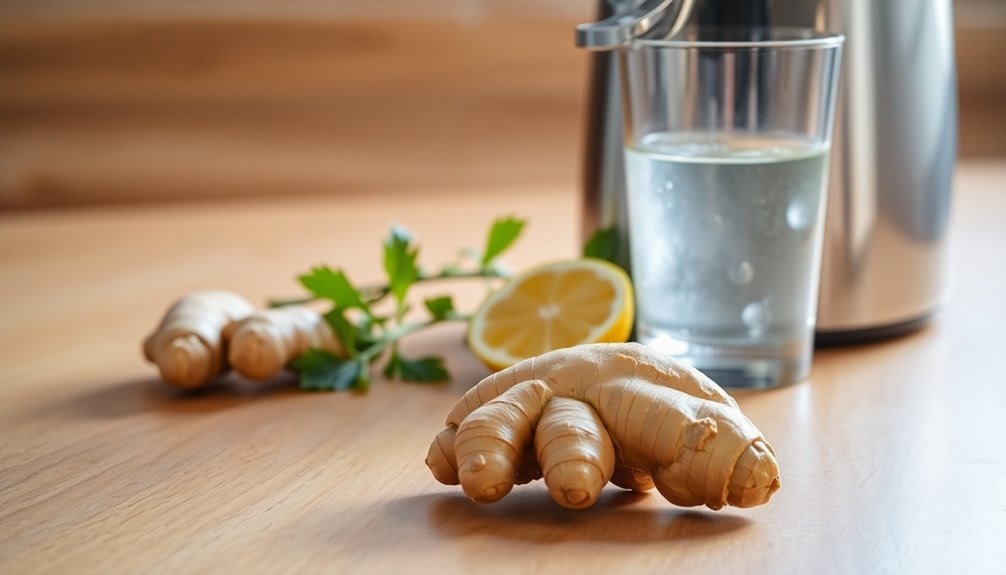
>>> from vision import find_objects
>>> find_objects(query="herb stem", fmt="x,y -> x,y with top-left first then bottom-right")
269,268 -> 507,308
357,313 -> 471,363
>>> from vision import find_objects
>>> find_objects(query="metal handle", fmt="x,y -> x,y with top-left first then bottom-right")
575,0 -> 680,50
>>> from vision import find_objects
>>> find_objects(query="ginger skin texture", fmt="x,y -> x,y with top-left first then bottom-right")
143,291 -> 254,389
225,306 -> 342,380
426,343 -> 781,510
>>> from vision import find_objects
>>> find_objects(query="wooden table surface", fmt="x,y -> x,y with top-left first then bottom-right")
2,163 -> 1005,574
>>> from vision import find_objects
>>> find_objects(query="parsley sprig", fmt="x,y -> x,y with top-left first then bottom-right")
283,217 -> 525,391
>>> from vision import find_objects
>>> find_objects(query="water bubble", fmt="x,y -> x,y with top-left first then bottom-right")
742,299 -> 772,336
663,181 -> 675,191
786,200 -> 813,231
729,261 -> 754,285
712,214 -> 723,228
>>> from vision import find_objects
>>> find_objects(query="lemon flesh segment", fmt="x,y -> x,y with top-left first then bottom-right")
469,259 -> 634,371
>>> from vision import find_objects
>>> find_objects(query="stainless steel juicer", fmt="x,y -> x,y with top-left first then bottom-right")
579,0 -> 957,343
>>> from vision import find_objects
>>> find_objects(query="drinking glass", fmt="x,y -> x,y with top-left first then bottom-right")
622,27 -> 844,388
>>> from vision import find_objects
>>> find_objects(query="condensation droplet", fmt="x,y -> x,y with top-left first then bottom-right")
742,299 -> 772,336
786,200 -> 813,231
664,181 -> 675,191
729,261 -> 754,285
712,214 -> 724,228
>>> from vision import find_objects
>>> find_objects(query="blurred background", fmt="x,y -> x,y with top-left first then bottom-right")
1,0 -> 1003,210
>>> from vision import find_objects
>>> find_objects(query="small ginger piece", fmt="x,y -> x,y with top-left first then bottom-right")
426,342 -> 780,510
225,306 -> 342,380
143,291 -> 254,388
535,397 -> 616,509
453,380 -> 552,502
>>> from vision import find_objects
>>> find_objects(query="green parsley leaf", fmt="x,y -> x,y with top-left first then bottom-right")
583,226 -> 618,262
323,309 -> 383,357
383,352 -> 450,383
424,295 -> 455,321
294,351 -> 367,391
323,309 -> 358,357
298,266 -> 369,312
481,217 -> 525,267
354,324 -> 381,354
290,348 -> 341,372
383,226 -> 420,305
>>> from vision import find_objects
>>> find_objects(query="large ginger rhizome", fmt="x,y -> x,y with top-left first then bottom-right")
427,343 -> 780,510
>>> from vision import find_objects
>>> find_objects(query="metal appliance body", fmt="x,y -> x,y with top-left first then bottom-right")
581,0 -> 958,342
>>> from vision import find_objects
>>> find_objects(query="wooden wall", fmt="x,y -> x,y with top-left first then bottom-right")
0,3 -> 592,208
1,1 -> 1003,209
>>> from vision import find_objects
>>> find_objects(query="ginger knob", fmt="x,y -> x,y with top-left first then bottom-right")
143,291 -> 254,388
226,306 -> 342,380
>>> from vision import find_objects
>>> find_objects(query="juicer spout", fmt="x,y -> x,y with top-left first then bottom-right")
575,0 -> 693,50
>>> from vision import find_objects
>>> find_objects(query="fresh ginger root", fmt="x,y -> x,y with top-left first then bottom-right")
426,343 -> 780,510
143,291 -> 255,388
225,306 -> 342,380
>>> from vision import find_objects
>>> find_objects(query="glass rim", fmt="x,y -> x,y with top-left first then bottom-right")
633,27 -> 845,50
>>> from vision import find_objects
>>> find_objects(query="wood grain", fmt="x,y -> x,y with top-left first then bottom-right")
1,165 -> 1005,574
3,3 -> 1005,208
0,15 -> 587,209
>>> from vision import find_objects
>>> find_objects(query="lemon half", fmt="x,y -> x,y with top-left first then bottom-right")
468,259 -> 634,371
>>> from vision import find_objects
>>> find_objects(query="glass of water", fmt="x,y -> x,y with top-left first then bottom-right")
623,27 -> 844,388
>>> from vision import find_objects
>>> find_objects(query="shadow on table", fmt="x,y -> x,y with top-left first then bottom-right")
389,490 -> 749,544
69,374 -> 302,419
